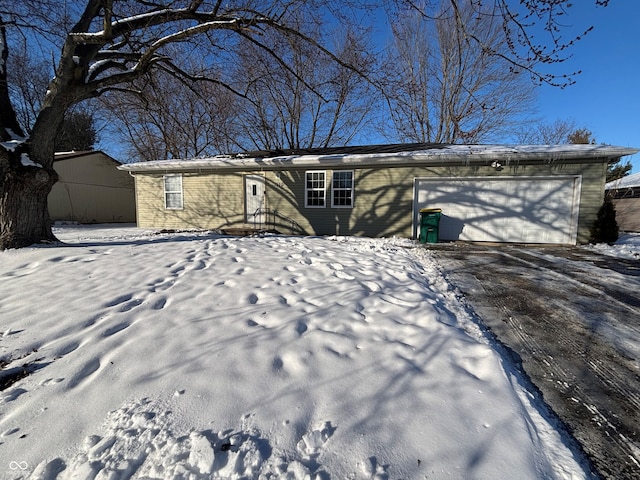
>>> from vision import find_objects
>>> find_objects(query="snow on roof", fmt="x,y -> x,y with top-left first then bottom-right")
605,171 -> 640,190
55,150 -> 96,159
119,143 -> 639,173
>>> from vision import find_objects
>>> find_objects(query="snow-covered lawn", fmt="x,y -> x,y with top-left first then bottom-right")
2,225 -> 635,479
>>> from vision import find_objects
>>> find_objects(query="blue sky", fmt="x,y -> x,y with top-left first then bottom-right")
534,1 -> 640,172
362,1 -> 640,172
93,1 -> 639,171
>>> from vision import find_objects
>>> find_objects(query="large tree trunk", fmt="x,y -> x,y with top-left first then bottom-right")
0,148 -> 58,249
0,20 -> 63,249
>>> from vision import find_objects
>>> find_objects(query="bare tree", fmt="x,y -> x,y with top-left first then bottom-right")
565,128 -> 631,182
234,22 -> 376,150
567,128 -> 596,145
102,67 -> 239,162
0,0 -> 613,249
515,118 -> 579,144
401,0 -> 610,88
382,1 -> 536,143
518,122 -> 631,181
0,0 -> 366,249
7,45 -> 101,151
6,41 -> 51,133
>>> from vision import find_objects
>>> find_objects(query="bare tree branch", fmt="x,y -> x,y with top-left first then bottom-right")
400,0 -> 609,87
382,1 -> 536,143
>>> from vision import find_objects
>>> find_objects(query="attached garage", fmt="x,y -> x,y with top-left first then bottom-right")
414,176 -> 582,244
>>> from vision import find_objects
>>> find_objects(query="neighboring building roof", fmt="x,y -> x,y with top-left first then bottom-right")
118,143 -> 639,173
55,150 -> 122,164
606,171 -> 640,190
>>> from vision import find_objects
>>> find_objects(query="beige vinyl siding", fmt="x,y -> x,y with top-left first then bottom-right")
267,170 -> 330,235
569,161 -> 607,243
49,152 -> 135,223
271,162 -> 605,240
358,162 -> 605,242
133,158 -> 607,243
268,167 -> 444,237
135,172 -> 245,230
246,170 -> 309,234
317,162 -> 603,241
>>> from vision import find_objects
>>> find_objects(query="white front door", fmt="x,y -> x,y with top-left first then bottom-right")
245,175 -> 266,224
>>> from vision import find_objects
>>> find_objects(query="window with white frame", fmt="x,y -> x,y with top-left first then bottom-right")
331,170 -> 354,208
305,171 -> 326,207
163,174 -> 183,209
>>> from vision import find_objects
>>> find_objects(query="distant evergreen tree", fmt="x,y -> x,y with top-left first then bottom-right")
606,159 -> 633,183
55,111 -> 98,151
590,196 -> 619,244
566,128 -> 631,182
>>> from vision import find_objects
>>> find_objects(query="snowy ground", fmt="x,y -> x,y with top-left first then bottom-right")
0,226 -> 637,480
589,232 -> 640,260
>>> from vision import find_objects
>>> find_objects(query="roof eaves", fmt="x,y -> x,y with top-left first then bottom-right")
118,144 -> 639,173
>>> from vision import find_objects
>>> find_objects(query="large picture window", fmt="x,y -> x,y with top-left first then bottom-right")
331,170 -> 354,208
163,174 -> 183,209
305,171 -> 326,207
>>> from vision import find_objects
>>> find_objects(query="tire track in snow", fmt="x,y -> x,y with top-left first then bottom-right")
432,244 -> 640,480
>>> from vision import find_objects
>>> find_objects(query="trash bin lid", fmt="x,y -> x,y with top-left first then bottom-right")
419,208 -> 442,213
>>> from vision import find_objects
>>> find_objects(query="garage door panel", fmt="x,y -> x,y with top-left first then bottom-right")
415,176 -> 581,244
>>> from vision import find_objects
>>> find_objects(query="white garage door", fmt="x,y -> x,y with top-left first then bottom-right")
414,176 -> 582,244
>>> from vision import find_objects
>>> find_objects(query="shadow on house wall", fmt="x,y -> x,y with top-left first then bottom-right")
138,163 -> 590,243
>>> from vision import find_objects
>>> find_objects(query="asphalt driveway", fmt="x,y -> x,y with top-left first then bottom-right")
430,243 -> 640,480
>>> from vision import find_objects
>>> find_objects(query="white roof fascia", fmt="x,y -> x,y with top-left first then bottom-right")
118,144 -> 639,173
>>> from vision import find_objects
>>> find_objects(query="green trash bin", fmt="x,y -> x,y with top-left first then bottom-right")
419,208 -> 442,244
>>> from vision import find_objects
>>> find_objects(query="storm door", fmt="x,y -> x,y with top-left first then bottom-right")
245,175 -> 266,224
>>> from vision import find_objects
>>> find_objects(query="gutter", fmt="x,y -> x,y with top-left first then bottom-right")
118,145 -> 639,174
